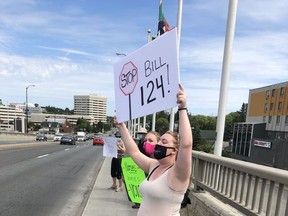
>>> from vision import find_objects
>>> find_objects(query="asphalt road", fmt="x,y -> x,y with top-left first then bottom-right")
0,140 -> 105,216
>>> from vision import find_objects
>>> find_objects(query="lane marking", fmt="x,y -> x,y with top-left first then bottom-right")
37,154 -> 49,158
64,148 -> 70,151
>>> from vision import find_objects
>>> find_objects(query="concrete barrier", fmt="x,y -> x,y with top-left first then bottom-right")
0,133 -> 35,141
0,133 -> 54,150
180,188 -> 244,216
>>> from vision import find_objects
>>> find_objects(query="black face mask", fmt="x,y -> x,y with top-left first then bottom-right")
153,144 -> 176,160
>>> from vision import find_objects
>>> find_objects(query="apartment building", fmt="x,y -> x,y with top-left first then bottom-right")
232,81 -> 288,169
0,104 -> 25,132
74,95 -> 107,123
246,81 -> 288,136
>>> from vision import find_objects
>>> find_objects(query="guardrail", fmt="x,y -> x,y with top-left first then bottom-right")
0,132 -> 35,137
192,151 -> 288,216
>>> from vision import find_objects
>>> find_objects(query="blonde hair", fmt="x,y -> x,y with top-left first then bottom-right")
146,131 -> 161,142
164,130 -> 179,149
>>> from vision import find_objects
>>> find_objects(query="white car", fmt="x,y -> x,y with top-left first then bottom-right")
77,135 -> 86,141
53,134 -> 63,142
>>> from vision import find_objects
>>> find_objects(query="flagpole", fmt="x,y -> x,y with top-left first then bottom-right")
146,28 -> 157,131
176,0 -> 183,47
144,29 -> 152,131
169,0 -> 183,131
214,0 -> 238,156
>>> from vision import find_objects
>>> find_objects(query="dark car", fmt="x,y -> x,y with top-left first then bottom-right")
36,134 -> 47,141
60,135 -> 76,145
93,137 -> 104,145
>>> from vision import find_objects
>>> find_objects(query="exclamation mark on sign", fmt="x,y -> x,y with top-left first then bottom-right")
167,64 -> 170,93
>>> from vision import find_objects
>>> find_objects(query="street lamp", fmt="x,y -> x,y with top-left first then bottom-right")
26,84 -> 35,133
115,52 -> 126,56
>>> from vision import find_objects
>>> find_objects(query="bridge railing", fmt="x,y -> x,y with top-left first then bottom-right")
192,151 -> 288,216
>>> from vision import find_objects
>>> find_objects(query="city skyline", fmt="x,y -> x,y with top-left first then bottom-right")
0,0 -> 287,116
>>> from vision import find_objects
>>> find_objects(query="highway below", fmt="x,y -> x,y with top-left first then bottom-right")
0,138 -> 104,216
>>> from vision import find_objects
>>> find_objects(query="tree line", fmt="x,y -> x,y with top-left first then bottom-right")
38,104 -> 247,152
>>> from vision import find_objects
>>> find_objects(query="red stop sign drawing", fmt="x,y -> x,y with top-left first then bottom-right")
118,61 -> 138,120
119,61 -> 138,96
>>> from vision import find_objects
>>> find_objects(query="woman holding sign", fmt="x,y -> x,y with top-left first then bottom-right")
108,138 -> 126,192
132,130 -> 161,209
114,84 -> 192,216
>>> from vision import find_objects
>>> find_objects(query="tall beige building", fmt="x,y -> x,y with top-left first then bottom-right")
74,95 -> 107,123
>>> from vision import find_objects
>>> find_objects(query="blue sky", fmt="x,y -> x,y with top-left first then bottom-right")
0,0 -> 287,117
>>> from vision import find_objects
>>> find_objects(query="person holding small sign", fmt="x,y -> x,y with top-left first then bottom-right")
108,138 -> 126,192
114,84 -> 192,216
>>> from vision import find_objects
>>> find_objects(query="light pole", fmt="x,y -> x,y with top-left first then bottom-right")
115,52 -> 126,56
26,84 -> 35,133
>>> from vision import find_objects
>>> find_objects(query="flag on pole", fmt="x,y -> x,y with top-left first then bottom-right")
158,0 -> 170,36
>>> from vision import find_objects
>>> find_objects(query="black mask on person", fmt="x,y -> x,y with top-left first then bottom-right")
153,144 -> 176,160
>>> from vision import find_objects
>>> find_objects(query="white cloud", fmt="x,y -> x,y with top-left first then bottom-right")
0,0 -> 287,118
239,0 -> 288,23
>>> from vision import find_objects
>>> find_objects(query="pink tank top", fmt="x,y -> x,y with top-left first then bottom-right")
137,165 -> 185,216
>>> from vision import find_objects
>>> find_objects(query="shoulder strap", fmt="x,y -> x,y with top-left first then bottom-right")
147,164 -> 174,180
166,164 -> 174,172
147,165 -> 160,180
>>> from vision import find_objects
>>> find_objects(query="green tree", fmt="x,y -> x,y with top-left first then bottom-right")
190,115 -> 216,130
194,142 -> 213,153
94,121 -> 104,133
191,125 -> 201,149
206,116 -> 217,130
106,116 -> 114,128
237,103 -> 247,122
224,109 -> 246,141
145,111 -> 169,132
75,118 -> 91,132
157,111 -> 169,119
145,114 -> 153,131
64,107 -> 73,114
155,117 -> 169,135
43,106 -> 73,115
103,122 -> 111,132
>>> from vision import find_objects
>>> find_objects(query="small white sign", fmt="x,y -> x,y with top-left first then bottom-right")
103,137 -> 118,158
114,28 -> 179,123
254,140 -> 271,149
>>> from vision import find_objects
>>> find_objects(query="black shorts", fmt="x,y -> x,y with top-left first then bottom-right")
110,157 -> 122,180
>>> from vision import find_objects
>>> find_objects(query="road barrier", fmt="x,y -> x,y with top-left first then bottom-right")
192,151 -> 288,216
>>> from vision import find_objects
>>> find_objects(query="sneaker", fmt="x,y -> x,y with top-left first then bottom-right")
108,184 -> 117,190
115,186 -> 123,192
132,204 -> 140,209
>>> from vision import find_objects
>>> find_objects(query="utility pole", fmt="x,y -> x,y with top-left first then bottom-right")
25,84 -> 35,133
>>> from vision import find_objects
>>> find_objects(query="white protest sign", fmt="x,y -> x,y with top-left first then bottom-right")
103,137 -> 118,158
114,27 -> 179,123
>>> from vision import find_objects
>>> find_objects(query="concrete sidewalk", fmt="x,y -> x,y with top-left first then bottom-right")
82,157 -> 137,216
